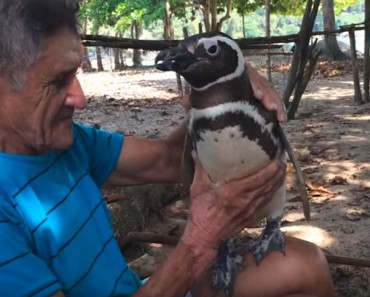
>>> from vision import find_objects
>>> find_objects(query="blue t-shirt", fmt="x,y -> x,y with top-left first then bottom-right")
0,123 -> 142,296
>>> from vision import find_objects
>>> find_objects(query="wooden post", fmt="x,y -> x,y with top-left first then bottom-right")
348,27 -> 363,104
265,0 -> 272,82
183,27 -> 191,95
287,45 -> 320,119
282,0 -> 320,113
364,0 -> 370,103
198,23 -> 203,34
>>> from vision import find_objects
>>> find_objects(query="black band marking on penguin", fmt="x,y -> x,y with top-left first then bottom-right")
192,111 -> 279,159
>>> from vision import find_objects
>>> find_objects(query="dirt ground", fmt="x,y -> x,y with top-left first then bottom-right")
75,56 -> 370,297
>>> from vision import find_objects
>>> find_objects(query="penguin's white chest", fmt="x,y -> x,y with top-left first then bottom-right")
189,102 -> 278,182
194,126 -> 270,182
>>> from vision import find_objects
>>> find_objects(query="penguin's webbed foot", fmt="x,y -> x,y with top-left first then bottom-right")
252,218 -> 285,264
212,237 -> 252,296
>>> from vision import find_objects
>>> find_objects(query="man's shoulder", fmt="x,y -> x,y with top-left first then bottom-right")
71,121 -> 124,157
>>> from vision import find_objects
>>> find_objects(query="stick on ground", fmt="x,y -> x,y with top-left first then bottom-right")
127,232 -> 370,269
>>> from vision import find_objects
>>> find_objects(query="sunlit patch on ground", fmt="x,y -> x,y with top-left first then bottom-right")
282,225 -> 334,248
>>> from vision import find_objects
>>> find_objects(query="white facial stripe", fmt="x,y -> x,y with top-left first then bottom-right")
200,39 -> 218,51
190,102 -> 278,143
194,36 -> 245,91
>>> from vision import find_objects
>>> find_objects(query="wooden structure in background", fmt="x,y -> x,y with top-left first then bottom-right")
80,18 -> 370,119
364,1 -> 370,103
348,26 -> 363,104
283,0 -> 320,120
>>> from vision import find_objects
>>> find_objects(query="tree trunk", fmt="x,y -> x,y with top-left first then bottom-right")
119,49 -> 125,68
322,0 -> 348,60
183,27 -> 191,95
364,0 -> 370,102
198,22 -> 203,34
202,3 -> 212,32
165,1 -> 181,96
265,0 -> 272,82
131,21 -> 142,67
80,21 -> 92,73
112,33 -> 120,70
242,12 -> 246,38
189,0 -> 232,33
164,0 -> 174,40
215,0 -> 233,32
113,48 -> 121,70
210,0 -> 217,32
81,46 -> 93,72
95,46 -> 104,72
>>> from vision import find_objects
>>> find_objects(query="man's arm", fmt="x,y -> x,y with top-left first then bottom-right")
106,120 -> 187,186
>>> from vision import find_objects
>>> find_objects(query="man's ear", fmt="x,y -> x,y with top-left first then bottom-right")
0,71 -> 27,93
0,74 -> 22,96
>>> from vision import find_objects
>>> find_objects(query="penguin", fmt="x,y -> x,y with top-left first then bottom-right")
155,32 -> 286,296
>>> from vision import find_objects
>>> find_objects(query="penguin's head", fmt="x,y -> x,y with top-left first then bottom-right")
155,33 -> 245,91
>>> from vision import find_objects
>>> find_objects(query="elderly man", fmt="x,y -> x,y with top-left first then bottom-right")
0,0 -> 335,297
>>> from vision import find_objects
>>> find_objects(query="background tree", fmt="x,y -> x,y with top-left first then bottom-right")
321,0 -> 348,60
177,0 -> 234,32
80,0 -> 121,70
164,0 -> 175,40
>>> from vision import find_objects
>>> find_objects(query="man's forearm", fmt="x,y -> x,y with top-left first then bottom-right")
133,239 -> 216,297
163,118 -> 188,183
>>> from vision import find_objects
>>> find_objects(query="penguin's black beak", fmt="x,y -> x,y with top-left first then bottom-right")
155,47 -> 197,72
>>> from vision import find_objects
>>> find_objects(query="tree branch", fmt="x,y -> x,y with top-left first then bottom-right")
216,0 -> 233,32
210,0 -> 217,31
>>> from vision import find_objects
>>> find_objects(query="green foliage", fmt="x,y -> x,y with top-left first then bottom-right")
80,0 -> 120,32
79,0 -> 365,38
234,0 -> 307,16
80,0 -> 167,34
333,0 -> 358,14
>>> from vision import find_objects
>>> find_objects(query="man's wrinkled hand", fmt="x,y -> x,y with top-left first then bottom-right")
184,153 -> 286,250
246,62 -> 286,122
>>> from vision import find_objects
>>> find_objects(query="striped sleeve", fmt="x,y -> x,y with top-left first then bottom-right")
73,123 -> 124,186
0,196 -> 62,297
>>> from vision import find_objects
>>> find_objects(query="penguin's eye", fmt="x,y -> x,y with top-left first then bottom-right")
197,38 -> 220,57
206,44 -> 219,57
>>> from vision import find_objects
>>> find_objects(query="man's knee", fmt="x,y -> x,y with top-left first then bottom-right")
232,237 -> 335,297
282,237 -> 335,297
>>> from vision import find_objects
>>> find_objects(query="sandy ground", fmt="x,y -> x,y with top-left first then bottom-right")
75,57 -> 370,296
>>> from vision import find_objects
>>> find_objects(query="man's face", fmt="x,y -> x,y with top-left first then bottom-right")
0,27 -> 86,154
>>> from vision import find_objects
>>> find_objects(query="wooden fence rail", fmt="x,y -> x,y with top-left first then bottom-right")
81,24 -> 366,51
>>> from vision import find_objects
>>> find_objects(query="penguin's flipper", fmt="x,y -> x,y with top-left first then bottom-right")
277,124 -> 310,221
252,217 -> 285,264
181,131 -> 195,192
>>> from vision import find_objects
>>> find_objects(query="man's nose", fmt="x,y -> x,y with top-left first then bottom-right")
64,77 -> 86,109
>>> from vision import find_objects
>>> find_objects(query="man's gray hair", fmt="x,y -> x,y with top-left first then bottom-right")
0,0 -> 81,90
